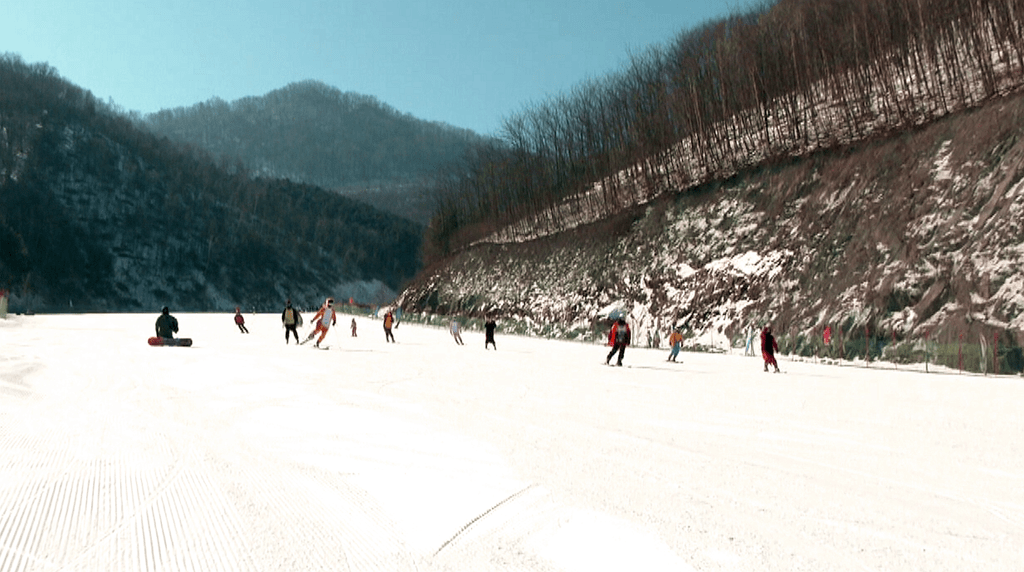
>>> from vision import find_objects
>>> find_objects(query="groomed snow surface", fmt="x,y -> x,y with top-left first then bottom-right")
1,313 -> 1021,572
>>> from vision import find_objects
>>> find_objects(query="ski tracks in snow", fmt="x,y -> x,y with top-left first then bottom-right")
5,314 -> 1023,571
0,371 -> 251,571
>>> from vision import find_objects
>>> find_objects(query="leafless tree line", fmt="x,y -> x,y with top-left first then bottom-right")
426,0 -> 1024,260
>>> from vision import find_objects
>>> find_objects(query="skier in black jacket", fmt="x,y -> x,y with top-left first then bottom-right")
281,300 -> 301,344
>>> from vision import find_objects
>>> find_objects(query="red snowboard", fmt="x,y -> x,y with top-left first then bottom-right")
148,337 -> 192,347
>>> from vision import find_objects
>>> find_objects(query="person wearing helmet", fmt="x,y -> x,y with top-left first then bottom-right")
303,297 -> 337,347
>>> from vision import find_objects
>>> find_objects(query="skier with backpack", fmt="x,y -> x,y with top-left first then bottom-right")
605,317 -> 632,366
281,300 -> 302,344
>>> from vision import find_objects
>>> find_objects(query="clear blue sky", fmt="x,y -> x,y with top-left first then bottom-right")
2,0 -> 746,135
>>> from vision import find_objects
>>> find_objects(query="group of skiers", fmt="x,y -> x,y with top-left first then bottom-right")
293,297 -> 399,348
153,298 -> 402,349
160,301 -> 784,371
603,317 -> 780,372
448,317 -> 498,349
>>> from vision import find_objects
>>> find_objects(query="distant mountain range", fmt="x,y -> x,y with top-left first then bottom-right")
0,55 -> 422,312
141,81 -> 494,224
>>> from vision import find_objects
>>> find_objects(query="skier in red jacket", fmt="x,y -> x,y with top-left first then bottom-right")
761,324 -> 780,373
234,307 -> 249,334
606,317 -> 631,366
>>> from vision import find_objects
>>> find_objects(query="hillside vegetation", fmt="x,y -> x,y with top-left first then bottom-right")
427,0 -> 1024,258
0,55 -> 421,312
142,82 -> 492,224
401,0 -> 1024,373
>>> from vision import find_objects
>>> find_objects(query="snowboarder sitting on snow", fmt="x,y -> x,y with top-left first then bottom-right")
155,306 -> 179,339
304,297 -> 336,348
667,327 -> 683,362
234,307 -> 249,333
606,317 -> 631,366
761,323 -> 780,373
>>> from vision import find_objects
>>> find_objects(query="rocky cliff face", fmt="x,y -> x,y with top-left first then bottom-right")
399,90 -> 1024,365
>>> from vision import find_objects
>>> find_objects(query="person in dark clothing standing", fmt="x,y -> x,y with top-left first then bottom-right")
155,306 -> 179,339
606,317 -> 631,366
484,317 -> 497,350
281,300 -> 301,344
761,323 -> 780,373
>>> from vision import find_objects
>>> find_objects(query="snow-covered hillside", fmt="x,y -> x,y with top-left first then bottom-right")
1,313 -> 1021,571
400,89 -> 1024,372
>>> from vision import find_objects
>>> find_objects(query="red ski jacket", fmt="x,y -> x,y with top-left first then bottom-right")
608,322 -> 631,346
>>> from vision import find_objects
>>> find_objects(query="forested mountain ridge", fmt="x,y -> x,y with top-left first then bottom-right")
400,0 -> 1024,372
142,81 -> 492,224
0,55 -> 421,313
426,0 -> 1024,256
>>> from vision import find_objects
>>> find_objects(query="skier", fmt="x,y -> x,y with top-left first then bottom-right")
744,325 -> 756,356
761,323 -> 780,373
155,306 -> 179,339
303,297 -> 337,348
234,307 -> 249,333
667,327 -> 683,362
350,318 -> 358,337
484,317 -> 497,350
383,309 -> 396,343
281,300 -> 301,344
450,320 -> 464,345
606,317 -> 631,366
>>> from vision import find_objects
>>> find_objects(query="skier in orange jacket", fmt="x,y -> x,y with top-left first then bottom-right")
303,298 -> 337,348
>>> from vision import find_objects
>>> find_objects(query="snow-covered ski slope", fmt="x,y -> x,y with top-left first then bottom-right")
1,313 -> 1021,571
